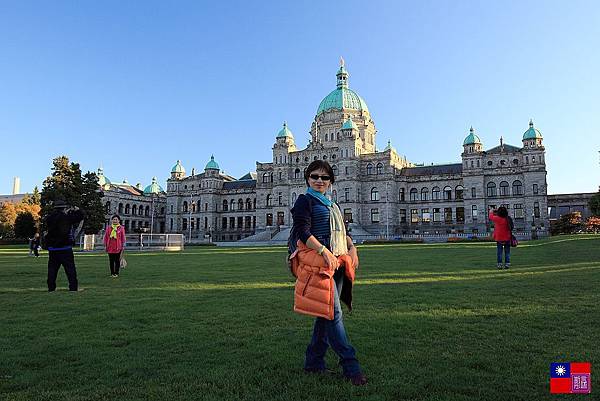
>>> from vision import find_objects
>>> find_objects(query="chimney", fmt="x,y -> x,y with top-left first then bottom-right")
12,177 -> 20,195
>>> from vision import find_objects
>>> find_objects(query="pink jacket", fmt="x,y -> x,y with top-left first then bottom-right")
489,211 -> 512,242
103,225 -> 126,254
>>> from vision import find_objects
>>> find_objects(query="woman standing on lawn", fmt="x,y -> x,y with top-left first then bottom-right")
289,160 -> 366,386
103,215 -> 126,277
489,206 -> 512,269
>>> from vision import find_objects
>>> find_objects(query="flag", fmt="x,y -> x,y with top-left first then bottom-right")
550,362 -> 591,394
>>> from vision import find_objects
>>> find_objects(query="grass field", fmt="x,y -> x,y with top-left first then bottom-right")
1,236 -> 599,401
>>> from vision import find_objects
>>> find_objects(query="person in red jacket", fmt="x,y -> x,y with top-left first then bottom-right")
489,206 -> 512,269
103,215 -> 126,277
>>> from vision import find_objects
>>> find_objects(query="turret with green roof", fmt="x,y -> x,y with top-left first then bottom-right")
276,121 -> 294,139
144,177 -> 164,195
205,155 -> 220,171
316,58 -> 369,115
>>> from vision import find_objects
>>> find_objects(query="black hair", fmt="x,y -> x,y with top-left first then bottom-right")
304,160 -> 335,186
110,214 -> 122,224
497,206 -> 508,218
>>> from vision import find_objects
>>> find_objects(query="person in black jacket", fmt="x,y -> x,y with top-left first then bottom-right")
43,199 -> 85,291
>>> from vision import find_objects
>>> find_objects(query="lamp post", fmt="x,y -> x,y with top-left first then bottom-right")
188,194 -> 194,244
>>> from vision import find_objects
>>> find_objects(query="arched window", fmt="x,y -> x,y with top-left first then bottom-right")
262,173 -> 269,183
266,194 -> 272,206
191,202 -> 196,213
376,163 -> 383,175
105,201 -> 111,213
432,187 -> 440,200
118,203 -> 123,214
230,199 -> 235,211
455,185 -> 464,200
246,198 -> 252,210
125,204 -> 130,214
182,201 -> 188,212
160,207 -> 165,215
145,206 -> 150,216
443,186 -> 452,200
139,205 -> 144,215
294,168 -> 300,179
410,188 -> 418,201
132,205 -> 137,215
512,180 -> 523,196
269,172 -> 274,182
366,163 -> 373,175
371,187 -> 379,201
421,188 -> 429,201
332,190 -> 337,202
499,181 -> 509,196
222,200 -> 228,211
238,199 -> 244,210
332,165 -> 338,176
325,133 -> 328,141
291,192 -> 297,204
487,182 -> 497,197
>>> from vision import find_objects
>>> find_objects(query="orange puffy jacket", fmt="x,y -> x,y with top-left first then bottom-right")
289,241 -> 356,320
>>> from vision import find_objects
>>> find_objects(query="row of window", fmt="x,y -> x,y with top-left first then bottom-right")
465,155 -> 543,169
110,202 -> 164,216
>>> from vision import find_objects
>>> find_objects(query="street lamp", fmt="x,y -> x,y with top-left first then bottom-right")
188,194 -> 194,244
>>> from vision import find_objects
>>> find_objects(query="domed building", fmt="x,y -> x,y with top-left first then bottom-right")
98,168 -> 167,234
164,61 -> 549,241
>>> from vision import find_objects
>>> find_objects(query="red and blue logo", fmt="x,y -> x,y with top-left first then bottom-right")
550,362 -> 591,394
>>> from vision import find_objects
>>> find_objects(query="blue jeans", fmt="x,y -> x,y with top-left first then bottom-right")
496,241 -> 511,264
304,266 -> 362,377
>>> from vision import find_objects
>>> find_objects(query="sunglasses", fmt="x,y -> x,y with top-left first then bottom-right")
309,174 -> 331,181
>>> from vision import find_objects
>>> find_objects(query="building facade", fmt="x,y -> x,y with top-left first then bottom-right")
97,168 -> 167,234
164,61 -> 550,241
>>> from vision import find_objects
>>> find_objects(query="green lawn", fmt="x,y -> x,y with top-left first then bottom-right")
1,236 -> 599,401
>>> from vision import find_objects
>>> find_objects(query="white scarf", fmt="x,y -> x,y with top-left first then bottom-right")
328,203 -> 348,256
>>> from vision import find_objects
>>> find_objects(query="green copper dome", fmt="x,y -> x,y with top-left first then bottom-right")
463,127 -> 482,145
276,121 -> 294,138
205,155 -> 220,170
522,120 -> 543,140
97,167 -> 111,187
341,117 -> 358,130
143,177 -> 163,194
171,160 -> 185,174
316,61 -> 369,115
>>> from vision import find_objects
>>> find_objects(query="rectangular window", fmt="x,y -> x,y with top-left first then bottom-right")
534,202 -> 540,218
399,209 -> 407,223
238,216 -> 243,229
514,204 -> 524,219
472,205 -> 478,220
344,188 -> 350,202
399,188 -> 405,202
230,217 -> 235,228
471,187 -> 476,198
278,192 -> 282,206
182,218 -> 188,230
444,207 -> 453,223
422,208 -> 431,223
170,218 -> 173,230
410,209 -> 419,223
222,217 -> 227,229
371,208 -> 380,223
433,208 -> 441,222
456,207 -> 465,223
533,184 -> 539,195
277,212 -> 284,226
344,208 -> 353,223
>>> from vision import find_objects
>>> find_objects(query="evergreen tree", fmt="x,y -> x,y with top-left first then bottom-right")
22,186 -> 41,206
81,171 -> 105,234
14,212 -> 36,239
589,192 -> 600,217
40,156 -> 104,234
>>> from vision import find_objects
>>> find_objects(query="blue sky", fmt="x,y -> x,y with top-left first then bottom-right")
1,0 -> 599,195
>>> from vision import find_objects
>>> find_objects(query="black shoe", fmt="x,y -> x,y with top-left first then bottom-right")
347,373 -> 368,386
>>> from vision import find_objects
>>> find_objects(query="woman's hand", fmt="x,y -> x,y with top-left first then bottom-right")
322,248 -> 339,270
348,246 -> 359,269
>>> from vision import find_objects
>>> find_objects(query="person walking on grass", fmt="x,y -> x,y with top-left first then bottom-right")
43,199 -> 85,291
489,206 -> 512,269
31,233 -> 41,257
103,215 -> 126,278
288,160 -> 366,386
